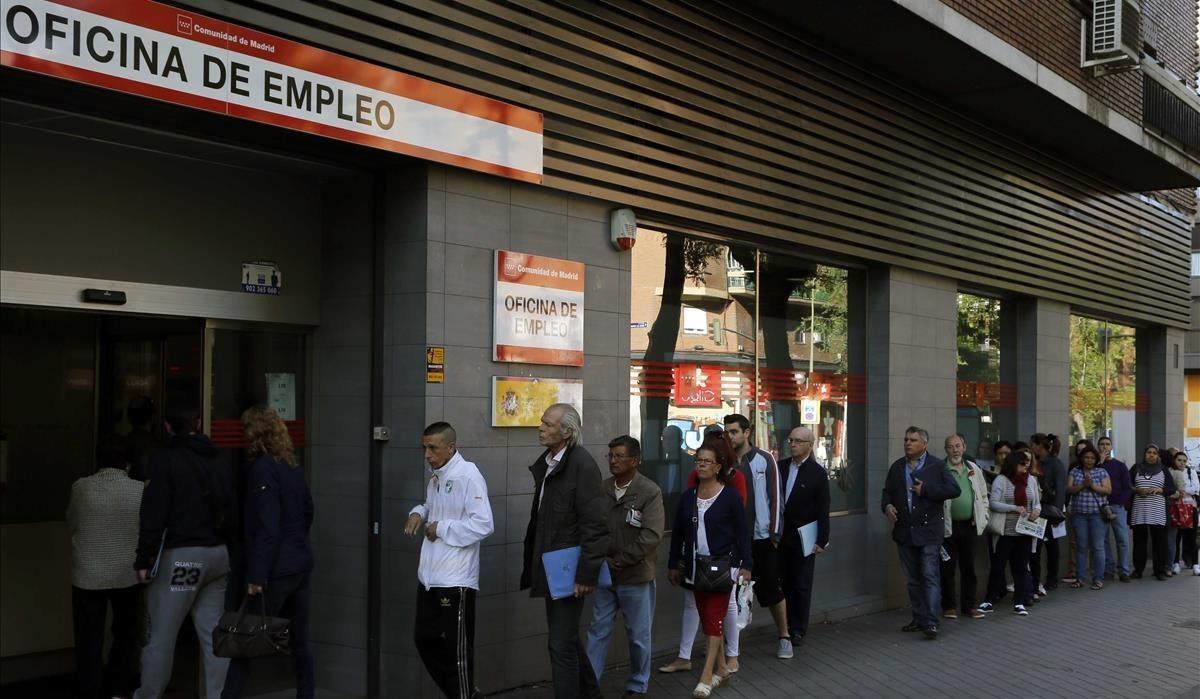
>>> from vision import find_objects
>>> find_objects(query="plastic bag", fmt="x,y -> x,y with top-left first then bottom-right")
735,579 -> 755,630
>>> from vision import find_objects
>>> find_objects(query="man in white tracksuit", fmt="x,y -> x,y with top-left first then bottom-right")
405,422 -> 495,699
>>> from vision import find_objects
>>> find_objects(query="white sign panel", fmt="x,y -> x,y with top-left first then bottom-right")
493,250 -> 585,366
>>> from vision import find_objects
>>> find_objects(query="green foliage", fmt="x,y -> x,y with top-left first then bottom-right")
956,294 -> 1000,384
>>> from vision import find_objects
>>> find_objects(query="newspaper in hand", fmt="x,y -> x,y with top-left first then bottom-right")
1014,515 -> 1046,539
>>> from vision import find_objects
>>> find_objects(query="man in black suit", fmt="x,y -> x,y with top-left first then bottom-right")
880,426 -> 960,639
777,425 -> 830,651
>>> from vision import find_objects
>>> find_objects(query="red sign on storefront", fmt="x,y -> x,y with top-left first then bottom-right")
1,0 -> 544,181
675,364 -> 722,408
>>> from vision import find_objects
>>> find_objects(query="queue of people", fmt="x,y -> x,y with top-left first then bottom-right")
69,399 -> 1196,699
884,428 -> 1200,638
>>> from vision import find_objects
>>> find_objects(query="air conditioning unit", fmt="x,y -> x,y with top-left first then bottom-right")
1081,0 -> 1142,76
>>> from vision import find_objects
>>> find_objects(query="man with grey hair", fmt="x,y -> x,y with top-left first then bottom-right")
939,434 -> 989,620
521,403 -> 608,699
881,426 -> 960,639
777,425 -> 830,652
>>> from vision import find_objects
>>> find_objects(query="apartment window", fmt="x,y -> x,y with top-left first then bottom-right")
682,306 -> 707,335
1191,251 -> 1199,277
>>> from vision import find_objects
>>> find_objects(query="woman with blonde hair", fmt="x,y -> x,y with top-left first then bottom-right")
221,406 -> 314,699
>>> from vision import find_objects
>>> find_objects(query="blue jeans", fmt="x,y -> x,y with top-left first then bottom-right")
1167,526 -> 1178,567
896,543 -> 940,627
585,581 -> 655,693
1104,505 -> 1131,576
1073,512 -> 1107,584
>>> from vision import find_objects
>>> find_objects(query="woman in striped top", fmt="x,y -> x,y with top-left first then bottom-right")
979,450 -> 1041,616
1129,444 -> 1176,581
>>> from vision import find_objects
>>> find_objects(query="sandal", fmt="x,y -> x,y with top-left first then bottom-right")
692,681 -> 714,698
1091,581 -> 1104,590
658,659 -> 692,673
712,672 -> 729,689
1069,581 -> 1084,589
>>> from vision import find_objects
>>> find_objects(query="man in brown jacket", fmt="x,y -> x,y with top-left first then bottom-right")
584,436 -> 664,697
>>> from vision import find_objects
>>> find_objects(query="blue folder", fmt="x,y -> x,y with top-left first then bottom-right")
542,546 -> 612,599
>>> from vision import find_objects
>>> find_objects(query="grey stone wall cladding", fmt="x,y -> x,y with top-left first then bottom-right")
370,166 -> 631,694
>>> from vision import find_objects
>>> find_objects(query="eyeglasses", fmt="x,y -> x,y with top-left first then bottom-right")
787,438 -> 812,444
693,458 -> 717,465
606,453 -> 635,461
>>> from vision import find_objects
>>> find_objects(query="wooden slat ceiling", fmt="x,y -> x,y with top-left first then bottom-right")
186,0 -> 1192,327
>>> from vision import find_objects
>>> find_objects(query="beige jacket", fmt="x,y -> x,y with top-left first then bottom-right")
943,459 -> 990,536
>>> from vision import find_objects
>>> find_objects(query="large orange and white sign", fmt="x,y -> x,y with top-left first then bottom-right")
494,250 -> 584,366
0,0 -> 543,181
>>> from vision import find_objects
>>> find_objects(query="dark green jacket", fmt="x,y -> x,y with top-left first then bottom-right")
601,471 -> 664,585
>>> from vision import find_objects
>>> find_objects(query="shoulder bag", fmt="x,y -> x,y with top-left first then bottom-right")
691,492 -> 734,594
213,594 -> 291,659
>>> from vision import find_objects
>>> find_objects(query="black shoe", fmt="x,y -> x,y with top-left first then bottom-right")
922,626 -> 938,639
790,633 -> 805,646
901,621 -> 922,632
1154,573 -> 1167,581
1119,574 -> 1131,583
1131,571 -> 1143,579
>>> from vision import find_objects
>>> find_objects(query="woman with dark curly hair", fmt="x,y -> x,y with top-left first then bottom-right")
221,406 -> 314,699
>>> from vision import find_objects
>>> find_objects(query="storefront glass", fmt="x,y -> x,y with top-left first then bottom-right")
1069,315 -> 1137,465
629,230 -> 864,517
955,293 -> 1009,468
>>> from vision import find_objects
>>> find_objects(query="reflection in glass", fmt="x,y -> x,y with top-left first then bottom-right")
956,293 -> 1006,468
629,230 -> 863,516
1069,316 -> 1137,465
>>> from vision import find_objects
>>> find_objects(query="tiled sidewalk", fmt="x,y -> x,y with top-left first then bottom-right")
492,573 -> 1200,698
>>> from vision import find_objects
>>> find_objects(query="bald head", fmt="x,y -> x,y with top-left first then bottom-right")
788,426 -> 814,461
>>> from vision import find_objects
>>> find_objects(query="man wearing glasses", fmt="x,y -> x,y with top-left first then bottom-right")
776,426 -> 831,651
584,436 -> 664,698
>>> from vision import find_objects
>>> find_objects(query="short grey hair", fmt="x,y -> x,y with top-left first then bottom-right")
550,403 -> 582,448
905,426 -> 930,444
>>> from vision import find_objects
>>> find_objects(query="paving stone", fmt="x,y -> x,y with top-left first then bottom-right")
491,574 -> 1200,697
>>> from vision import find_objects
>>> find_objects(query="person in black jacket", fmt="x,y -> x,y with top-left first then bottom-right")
221,406 -> 314,699
880,426 -> 960,640
520,403 -> 608,699
134,407 -> 234,699
777,426 -> 830,649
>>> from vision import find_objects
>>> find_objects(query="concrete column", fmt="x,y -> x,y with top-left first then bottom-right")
1136,326 -> 1186,449
865,266 -> 957,603
1012,298 -> 1070,439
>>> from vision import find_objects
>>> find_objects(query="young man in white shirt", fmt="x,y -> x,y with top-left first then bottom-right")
405,422 -> 495,699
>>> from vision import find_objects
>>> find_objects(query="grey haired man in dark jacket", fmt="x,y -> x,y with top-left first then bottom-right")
520,403 -> 609,699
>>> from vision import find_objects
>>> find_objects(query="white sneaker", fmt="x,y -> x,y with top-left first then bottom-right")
1006,583 -> 1014,593
1171,563 -> 1181,575
1193,564 -> 1200,576
1013,605 -> 1028,616
776,637 -> 794,659
977,602 -> 994,613
1037,584 -> 1047,596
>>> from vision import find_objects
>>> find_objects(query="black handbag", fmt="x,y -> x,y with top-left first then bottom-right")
693,553 -> 734,593
689,492 -> 734,594
213,595 -> 291,659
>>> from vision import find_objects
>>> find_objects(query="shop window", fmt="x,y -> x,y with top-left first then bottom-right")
629,230 -> 864,518
955,293 -> 1011,468
1069,315 -> 1137,465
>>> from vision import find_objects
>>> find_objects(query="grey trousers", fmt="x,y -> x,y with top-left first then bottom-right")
134,545 -> 231,699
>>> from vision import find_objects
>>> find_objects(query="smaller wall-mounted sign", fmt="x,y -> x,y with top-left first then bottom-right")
492,376 -> 583,427
426,346 -> 445,384
242,261 -> 281,295
630,321 -> 648,329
